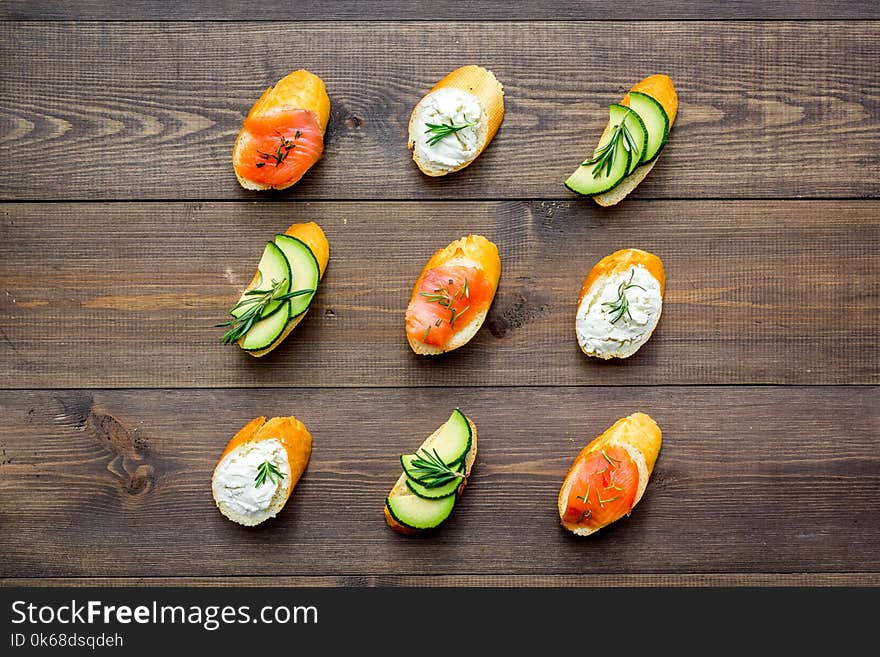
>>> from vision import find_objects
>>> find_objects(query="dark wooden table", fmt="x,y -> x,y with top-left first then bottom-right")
1,4 -> 877,587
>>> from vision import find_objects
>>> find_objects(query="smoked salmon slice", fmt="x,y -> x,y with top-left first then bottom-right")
560,446 -> 639,530
405,265 -> 494,347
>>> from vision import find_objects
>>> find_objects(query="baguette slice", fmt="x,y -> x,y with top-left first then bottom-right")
576,248 -> 665,359
558,412 -> 662,537
408,65 -> 504,176
593,74 -> 678,206
405,234 -> 501,355
233,69 -> 331,191
384,414 -> 478,535
212,416 -> 313,526
242,221 -> 330,357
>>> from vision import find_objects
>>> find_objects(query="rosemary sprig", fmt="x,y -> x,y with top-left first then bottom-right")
576,484 -> 591,505
424,120 -> 474,147
216,277 -> 314,345
255,129 -> 302,168
601,449 -> 621,467
417,276 -> 472,338
601,270 -> 645,324
582,109 -> 638,179
254,460 -> 285,488
406,448 -> 464,489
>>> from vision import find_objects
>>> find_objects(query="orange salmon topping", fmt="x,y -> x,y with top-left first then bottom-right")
561,446 -> 638,529
235,108 -> 324,188
405,266 -> 493,347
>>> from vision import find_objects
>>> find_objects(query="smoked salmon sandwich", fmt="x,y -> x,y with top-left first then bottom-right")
233,69 -> 330,191
405,234 -> 501,355
558,413 -> 662,537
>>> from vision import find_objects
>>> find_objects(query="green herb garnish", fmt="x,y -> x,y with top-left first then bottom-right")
582,109 -> 638,179
255,129 -> 302,167
216,277 -> 314,345
601,270 -> 645,324
406,448 -> 465,489
254,460 -> 285,488
417,276 -> 472,337
601,449 -> 621,466
424,120 -> 475,147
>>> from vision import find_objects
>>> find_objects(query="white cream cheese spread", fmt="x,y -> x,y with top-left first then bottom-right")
412,87 -> 484,169
576,265 -> 662,359
212,438 -> 290,521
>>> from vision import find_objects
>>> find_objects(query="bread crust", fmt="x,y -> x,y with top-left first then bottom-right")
241,221 -> 330,357
212,415 -> 313,526
558,412 -> 662,535
406,234 -> 501,355
408,65 -> 504,176
384,417 -> 478,535
233,69 -> 331,191
592,74 -> 677,206
578,248 -> 666,304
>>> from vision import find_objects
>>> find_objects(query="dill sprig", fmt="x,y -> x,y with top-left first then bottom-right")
406,448 -> 464,489
254,460 -> 285,488
582,109 -> 638,179
424,120 -> 475,147
601,270 -> 645,324
216,277 -> 314,345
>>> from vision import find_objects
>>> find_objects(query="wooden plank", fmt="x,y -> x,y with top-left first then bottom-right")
0,21 -> 877,200
3,2 -> 879,21
3,574 -> 878,588
1,200 -> 876,388
0,387 -> 876,578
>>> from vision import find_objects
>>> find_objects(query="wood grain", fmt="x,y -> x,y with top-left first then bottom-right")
4,574 -> 878,588
1,21 -> 878,200
0,387 -> 876,578
1,200 -> 876,388
3,2 -> 879,21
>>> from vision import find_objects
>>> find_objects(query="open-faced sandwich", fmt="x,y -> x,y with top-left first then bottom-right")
212,416 -> 313,526
565,74 -> 678,206
408,65 -> 504,176
558,412 -> 662,536
405,234 -> 501,355
384,409 -> 477,534
217,221 -> 329,356
233,69 -> 330,191
576,248 -> 665,359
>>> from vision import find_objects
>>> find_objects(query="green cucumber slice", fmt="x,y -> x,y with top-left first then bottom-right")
385,493 -> 456,530
405,462 -> 464,499
627,91 -> 669,163
232,242 -> 290,320
239,300 -> 290,351
273,234 -> 321,318
401,409 -> 472,473
612,103 -> 647,175
564,105 -> 632,197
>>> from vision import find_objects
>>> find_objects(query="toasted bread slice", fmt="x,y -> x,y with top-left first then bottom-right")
593,74 -> 678,206
408,65 -> 504,176
405,234 -> 501,355
233,69 -> 331,191
212,416 -> 313,526
241,221 -> 330,357
558,412 -> 662,536
384,415 -> 478,535
576,248 -> 665,359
